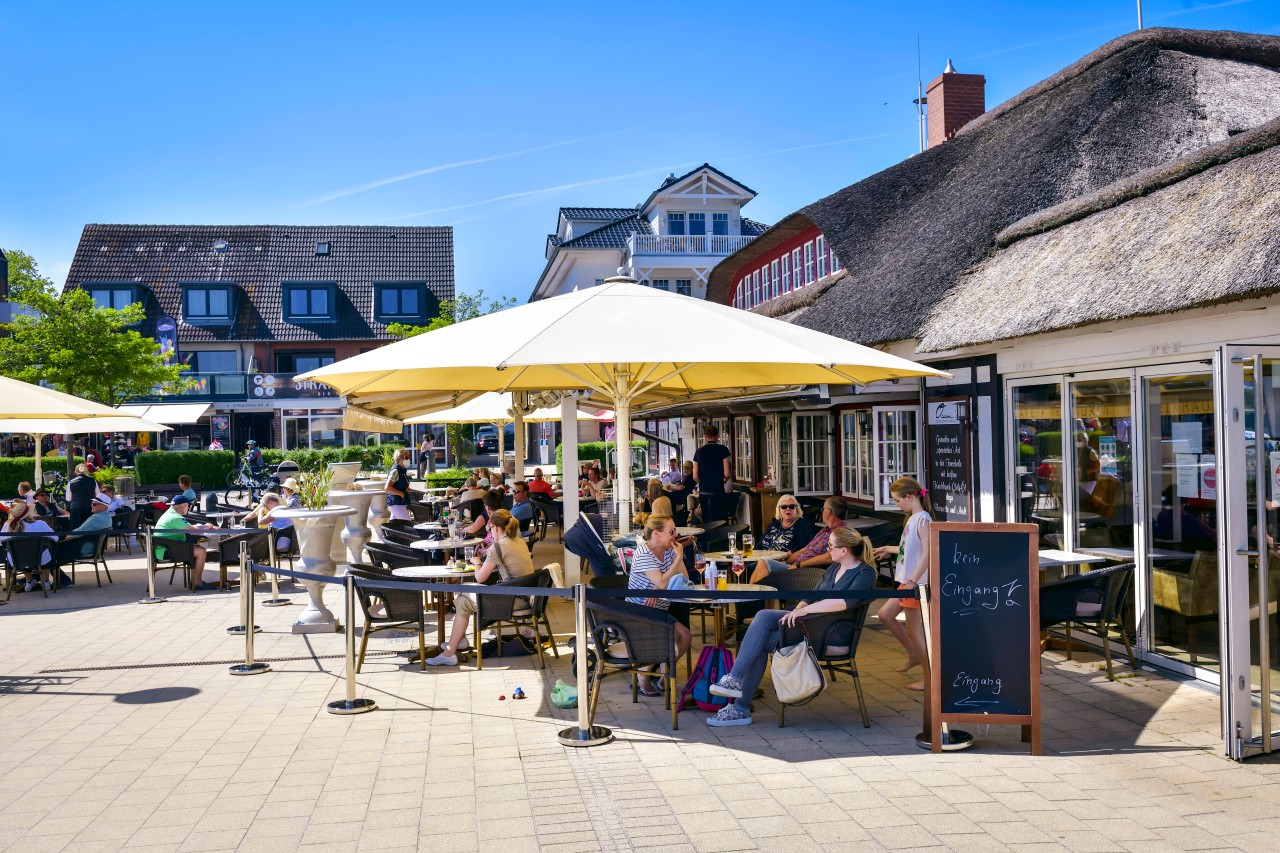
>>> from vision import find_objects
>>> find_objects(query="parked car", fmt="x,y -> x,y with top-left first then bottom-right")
476,426 -> 499,453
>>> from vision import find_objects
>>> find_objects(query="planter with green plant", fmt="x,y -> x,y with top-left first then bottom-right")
275,466 -> 354,635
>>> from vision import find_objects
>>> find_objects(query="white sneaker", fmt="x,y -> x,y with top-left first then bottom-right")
23,580 -> 36,593
455,636 -> 471,651
42,581 -> 52,592
425,652 -> 458,667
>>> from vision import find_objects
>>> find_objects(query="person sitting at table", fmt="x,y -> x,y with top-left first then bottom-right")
464,490 -> 505,558
101,483 -> 132,514
660,456 -> 683,486
2,500 -> 57,592
426,508 -> 534,667
32,488 -> 69,521
55,494 -> 114,567
528,468 -> 558,498
510,481 -> 535,529
758,494 -> 816,555
488,471 -> 507,493
154,495 -> 219,591
16,481 -> 36,506
625,514 -> 693,696
240,491 -> 294,551
748,496 -> 848,583
707,526 -> 877,727
452,477 -> 487,508
581,467 -> 607,503
177,474 -> 198,505
634,479 -> 671,527
665,461 -> 695,515
280,477 -> 303,509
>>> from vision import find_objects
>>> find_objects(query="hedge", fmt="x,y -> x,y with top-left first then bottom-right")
134,450 -> 237,487
130,444 -> 408,486
0,457 -> 86,496
426,467 -> 471,489
556,440 -> 647,475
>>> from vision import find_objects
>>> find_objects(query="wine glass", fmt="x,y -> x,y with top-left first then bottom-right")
731,550 -> 746,583
693,549 -> 707,585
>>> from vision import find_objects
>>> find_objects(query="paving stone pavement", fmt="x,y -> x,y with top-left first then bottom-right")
1,541 -> 1278,852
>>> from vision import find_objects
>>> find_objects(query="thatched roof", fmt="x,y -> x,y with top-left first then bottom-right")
708,28 -> 1280,350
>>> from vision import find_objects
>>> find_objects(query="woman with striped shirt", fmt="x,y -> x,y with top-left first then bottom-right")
626,514 -> 693,696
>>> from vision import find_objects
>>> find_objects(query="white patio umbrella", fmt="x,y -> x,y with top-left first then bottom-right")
0,376 -> 170,483
405,392 -> 612,474
300,278 -> 950,532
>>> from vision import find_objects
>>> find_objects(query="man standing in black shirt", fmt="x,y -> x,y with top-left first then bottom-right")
693,424 -> 732,523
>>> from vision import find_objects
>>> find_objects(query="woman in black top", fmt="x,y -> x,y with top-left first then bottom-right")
705,526 -> 876,727
67,463 -> 100,529
385,448 -> 413,521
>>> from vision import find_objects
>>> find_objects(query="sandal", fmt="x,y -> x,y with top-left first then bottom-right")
638,677 -> 665,697
194,582 -> 220,591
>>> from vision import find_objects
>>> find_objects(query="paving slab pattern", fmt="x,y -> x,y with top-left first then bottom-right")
0,543 -> 1278,852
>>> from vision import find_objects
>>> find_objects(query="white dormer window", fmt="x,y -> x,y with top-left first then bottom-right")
667,212 -> 686,236
712,213 -> 729,236
761,265 -> 771,301
816,235 -> 828,279
792,249 -> 802,288
804,241 -> 815,285
781,255 -> 791,292
771,260 -> 780,299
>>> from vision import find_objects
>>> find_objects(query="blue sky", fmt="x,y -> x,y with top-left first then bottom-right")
2,1 -> 1274,305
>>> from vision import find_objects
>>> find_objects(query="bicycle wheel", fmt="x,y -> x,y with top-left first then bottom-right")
224,485 -> 249,507
225,470 -> 241,490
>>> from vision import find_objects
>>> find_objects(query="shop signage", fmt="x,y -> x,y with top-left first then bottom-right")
926,399 -> 971,522
927,522 -> 1041,755
211,415 -> 231,446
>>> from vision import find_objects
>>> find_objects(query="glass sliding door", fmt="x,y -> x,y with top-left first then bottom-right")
1008,380 -> 1065,548
1142,371 -> 1220,673
1218,346 -> 1280,760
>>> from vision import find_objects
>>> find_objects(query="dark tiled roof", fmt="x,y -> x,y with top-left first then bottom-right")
740,218 -> 769,236
557,214 -> 654,250
558,207 -> 636,221
640,163 -> 757,212
66,224 -> 453,343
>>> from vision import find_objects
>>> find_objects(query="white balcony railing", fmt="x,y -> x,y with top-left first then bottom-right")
627,234 -> 755,256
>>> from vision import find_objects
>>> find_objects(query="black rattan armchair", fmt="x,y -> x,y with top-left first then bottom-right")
473,568 -> 554,670
778,603 -> 873,728
1040,562 -> 1136,679
348,563 -> 429,672
585,597 -> 681,730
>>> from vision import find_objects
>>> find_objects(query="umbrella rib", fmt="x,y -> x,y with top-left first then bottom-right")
632,363 -> 698,399
554,364 -> 613,399
825,366 -> 867,386
498,365 -> 531,393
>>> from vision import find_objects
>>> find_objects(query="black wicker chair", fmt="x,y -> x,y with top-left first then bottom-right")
585,597 -> 681,730
63,530 -> 113,587
693,519 -> 727,551
110,508 -> 144,554
348,563 -> 429,672
5,536 -> 55,600
777,603 -> 873,728
473,569 -> 555,670
216,530 -> 270,589
272,525 -> 299,571
408,502 -> 434,524
529,496 -> 563,542
152,536 -> 201,589
365,540 -> 431,570
1040,562 -> 1136,679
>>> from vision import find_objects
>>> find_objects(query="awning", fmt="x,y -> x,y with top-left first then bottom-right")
342,405 -> 404,433
116,403 -> 213,426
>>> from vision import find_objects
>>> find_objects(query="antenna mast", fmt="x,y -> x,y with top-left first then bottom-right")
1137,1 -> 1144,30
912,36 -> 928,153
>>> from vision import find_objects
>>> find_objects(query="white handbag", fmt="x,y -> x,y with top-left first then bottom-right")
771,632 -> 825,705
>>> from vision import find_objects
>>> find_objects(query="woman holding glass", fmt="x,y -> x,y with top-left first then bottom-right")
706,525 -> 876,727
626,514 -> 693,696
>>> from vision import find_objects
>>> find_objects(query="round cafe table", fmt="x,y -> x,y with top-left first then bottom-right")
392,564 -> 477,649
409,536 -> 484,557
683,582 -> 775,646
702,549 -> 786,563
676,526 -> 704,538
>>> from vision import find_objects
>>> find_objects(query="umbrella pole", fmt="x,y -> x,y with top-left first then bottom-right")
497,420 -> 506,478
615,397 -> 632,536
31,433 -> 44,486
561,397 -> 581,585
513,398 -> 526,482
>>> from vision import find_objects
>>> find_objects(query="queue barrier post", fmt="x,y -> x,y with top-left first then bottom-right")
227,536 -> 262,636
262,531 -> 291,607
138,526 -> 164,605
558,582 -> 612,747
327,573 -> 377,715
230,541 -> 270,676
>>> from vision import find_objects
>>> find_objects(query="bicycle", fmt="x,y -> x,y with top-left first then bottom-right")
224,461 -> 272,507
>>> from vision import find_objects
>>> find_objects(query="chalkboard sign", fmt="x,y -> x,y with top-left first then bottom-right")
926,399 -> 972,522
926,522 -> 1040,754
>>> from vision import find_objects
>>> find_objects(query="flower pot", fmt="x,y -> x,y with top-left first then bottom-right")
329,490 -> 374,565
355,479 -> 390,543
275,505 -> 355,634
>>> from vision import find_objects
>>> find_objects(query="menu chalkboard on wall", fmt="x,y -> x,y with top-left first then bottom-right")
927,522 -> 1040,754
925,399 -> 971,522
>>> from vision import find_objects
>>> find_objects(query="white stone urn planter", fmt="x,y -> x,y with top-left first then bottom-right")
327,461 -> 362,490
275,505 -> 355,635
329,490 -> 374,566
355,479 -> 390,543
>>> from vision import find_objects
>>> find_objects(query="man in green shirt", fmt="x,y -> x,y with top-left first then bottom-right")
154,495 -> 218,590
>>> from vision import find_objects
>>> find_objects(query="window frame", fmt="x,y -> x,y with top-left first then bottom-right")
793,412 -> 832,496
839,407 -> 876,502
282,281 -> 338,323
781,255 -> 791,292
760,265 -> 771,302
792,249 -> 803,288
873,404 -> 921,510
373,281 -> 428,322
667,211 -> 686,236
687,212 -> 706,236
84,283 -> 137,311
650,279 -> 670,292
733,416 -> 753,483
752,269 -> 761,306
712,212 -> 729,236
274,350 -> 337,374
771,260 -> 780,299
675,279 -> 692,296
830,248 -> 843,273
803,241 -> 815,285
181,282 -> 235,324
816,235 -> 828,279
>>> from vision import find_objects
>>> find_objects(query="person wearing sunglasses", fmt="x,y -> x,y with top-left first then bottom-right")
758,495 -> 815,556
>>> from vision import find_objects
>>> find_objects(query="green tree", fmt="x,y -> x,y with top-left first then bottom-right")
0,249 -> 189,406
386,288 -> 517,462
385,288 -> 516,340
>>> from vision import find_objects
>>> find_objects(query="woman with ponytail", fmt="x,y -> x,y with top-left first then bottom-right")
706,525 -> 877,727
873,476 -> 933,691
426,508 -> 534,667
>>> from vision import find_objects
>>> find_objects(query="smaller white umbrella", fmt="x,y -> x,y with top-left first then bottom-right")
0,415 -> 170,484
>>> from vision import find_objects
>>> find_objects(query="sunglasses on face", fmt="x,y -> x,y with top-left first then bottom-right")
779,504 -> 798,510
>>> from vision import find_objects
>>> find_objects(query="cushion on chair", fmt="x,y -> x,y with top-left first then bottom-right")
824,644 -> 850,657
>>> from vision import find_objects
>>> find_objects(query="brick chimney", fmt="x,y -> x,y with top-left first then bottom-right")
926,59 -> 985,148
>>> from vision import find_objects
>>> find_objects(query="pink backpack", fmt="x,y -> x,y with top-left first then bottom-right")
680,645 -> 736,712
